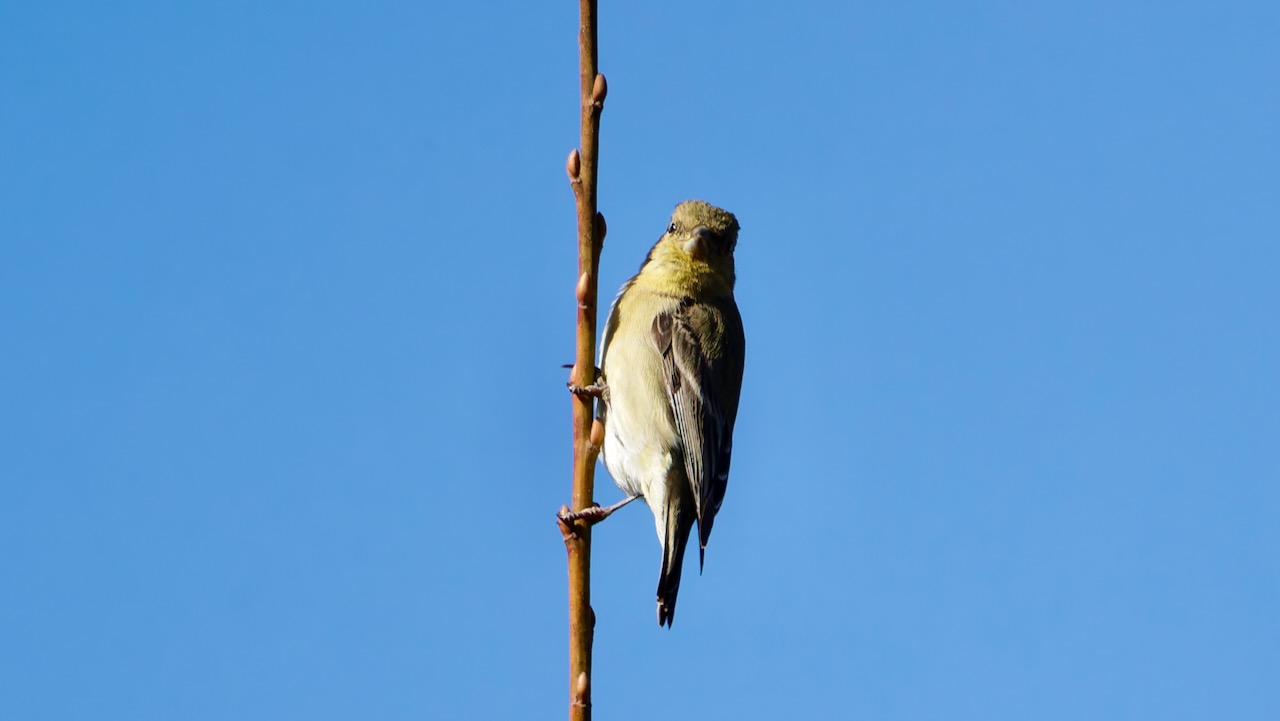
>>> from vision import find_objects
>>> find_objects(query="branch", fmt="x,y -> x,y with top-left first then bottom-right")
559,1 -> 607,720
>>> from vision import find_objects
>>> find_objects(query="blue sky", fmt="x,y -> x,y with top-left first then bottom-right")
2,1 -> 1277,719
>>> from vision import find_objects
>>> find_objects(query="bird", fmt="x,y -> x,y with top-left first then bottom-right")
583,199 -> 746,627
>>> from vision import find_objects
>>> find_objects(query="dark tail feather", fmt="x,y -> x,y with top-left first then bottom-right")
696,514 -> 716,574
656,502 -> 695,628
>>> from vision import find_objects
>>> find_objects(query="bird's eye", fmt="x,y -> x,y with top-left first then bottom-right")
667,223 -> 677,234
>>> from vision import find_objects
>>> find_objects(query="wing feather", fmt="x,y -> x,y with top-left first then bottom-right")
652,297 -> 744,561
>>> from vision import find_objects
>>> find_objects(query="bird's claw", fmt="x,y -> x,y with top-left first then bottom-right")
567,370 -> 607,400
568,382 -> 605,399
559,503 -> 611,526
557,496 -> 638,533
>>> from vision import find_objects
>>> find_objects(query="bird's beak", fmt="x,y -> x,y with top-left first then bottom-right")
683,226 -> 713,261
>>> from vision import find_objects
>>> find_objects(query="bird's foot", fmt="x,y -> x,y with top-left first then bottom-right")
567,370 -> 607,400
557,495 -> 640,528
559,504 -> 612,526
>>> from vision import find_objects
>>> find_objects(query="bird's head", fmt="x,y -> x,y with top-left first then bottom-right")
642,200 -> 740,294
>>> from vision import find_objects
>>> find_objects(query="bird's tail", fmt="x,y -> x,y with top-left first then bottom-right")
697,513 -> 716,572
656,497 -> 696,628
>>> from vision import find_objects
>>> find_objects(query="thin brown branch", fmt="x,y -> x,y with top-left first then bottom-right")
560,1 -> 606,720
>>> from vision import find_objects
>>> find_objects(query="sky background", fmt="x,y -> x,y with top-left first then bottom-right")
2,1 -> 1277,719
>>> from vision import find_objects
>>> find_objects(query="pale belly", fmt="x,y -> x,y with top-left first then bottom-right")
598,340 -> 678,539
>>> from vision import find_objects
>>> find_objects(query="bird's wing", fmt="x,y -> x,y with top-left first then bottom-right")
652,297 -> 744,559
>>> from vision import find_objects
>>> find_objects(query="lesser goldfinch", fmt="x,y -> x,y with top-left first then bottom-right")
594,200 -> 745,627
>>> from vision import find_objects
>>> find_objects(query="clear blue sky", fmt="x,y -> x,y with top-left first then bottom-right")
2,2 -> 1277,719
